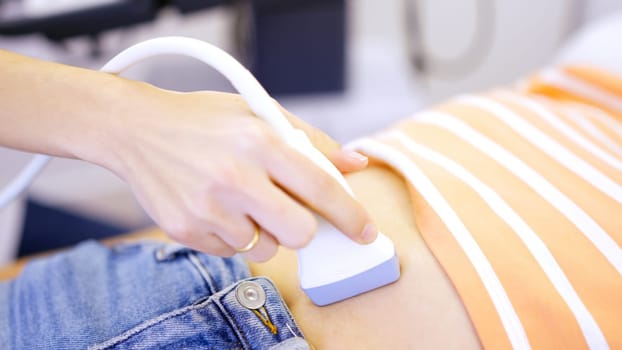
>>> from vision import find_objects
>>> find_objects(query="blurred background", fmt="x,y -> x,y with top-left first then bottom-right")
0,0 -> 620,263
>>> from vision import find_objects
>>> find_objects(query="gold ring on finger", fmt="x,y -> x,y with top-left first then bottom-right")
235,223 -> 260,253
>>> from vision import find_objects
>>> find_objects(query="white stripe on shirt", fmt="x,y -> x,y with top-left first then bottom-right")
416,111 -> 622,275
560,107 -> 622,159
388,130 -> 609,350
347,137 -> 531,350
457,95 -> 622,204
497,91 -> 622,173
566,102 -> 622,140
539,68 -> 622,114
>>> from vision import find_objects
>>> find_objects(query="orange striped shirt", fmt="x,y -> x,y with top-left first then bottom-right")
349,66 -> 622,349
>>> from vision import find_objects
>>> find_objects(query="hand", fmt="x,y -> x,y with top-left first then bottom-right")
102,90 -> 377,262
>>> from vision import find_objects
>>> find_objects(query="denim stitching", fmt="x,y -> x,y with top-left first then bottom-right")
88,303 -> 196,350
89,278 -> 300,350
89,282 -> 245,350
213,297 -> 251,350
212,278 -> 302,350
275,303 -> 306,339
188,253 -> 217,294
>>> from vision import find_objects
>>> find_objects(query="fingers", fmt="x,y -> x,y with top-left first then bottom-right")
133,91 -> 375,264
279,105 -> 368,173
167,206 -> 280,262
263,142 -> 377,244
194,203 -> 282,262
330,149 -> 369,173
208,214 -> 279,263
204,210 -> 257,251
239,175 -> 317,249
240,228 -> 279,263
170,228 -> 237,257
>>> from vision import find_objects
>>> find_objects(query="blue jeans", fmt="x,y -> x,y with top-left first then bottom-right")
0,240 -> 310,349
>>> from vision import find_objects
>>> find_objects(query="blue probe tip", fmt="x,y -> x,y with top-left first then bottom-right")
302,253 -> 400,306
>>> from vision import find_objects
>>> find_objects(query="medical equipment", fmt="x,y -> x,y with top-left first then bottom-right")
405,0 -> 495,79
0,37 -> 399,305
0,1 -> 224,42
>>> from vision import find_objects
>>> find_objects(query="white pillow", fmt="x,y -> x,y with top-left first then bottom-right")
555,12 -> 622,75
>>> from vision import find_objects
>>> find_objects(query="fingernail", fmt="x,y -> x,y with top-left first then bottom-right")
359,223 -> 378,244
344,150 -> 368,165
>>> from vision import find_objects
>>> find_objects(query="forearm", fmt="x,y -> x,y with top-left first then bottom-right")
0,50 -> 157,168
0,49 -> 375,259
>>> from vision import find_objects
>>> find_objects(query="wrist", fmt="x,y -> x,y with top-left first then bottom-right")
68,74 -> 165,178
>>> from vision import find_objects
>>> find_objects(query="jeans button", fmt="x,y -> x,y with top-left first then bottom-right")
235,281 -> 266,310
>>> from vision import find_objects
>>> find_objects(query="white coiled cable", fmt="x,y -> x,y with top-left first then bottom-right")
0,36 -> 351,210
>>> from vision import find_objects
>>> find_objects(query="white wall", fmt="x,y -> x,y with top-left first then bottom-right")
413,0 -> 622,100
584,0 -> 622,21
409,0 -> 575,100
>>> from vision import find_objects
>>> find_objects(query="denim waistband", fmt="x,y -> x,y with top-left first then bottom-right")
91,276 -> 310,350
148,243 -> 311,349
1,240 -> 310,349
